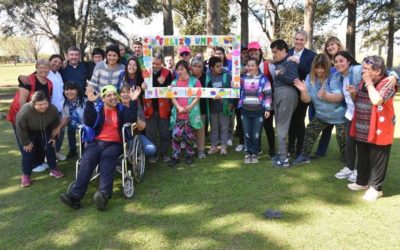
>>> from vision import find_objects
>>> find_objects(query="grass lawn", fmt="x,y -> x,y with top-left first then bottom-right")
0,64 -> 400,249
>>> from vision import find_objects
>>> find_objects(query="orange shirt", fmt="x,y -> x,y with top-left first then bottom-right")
95,107 -> 121,143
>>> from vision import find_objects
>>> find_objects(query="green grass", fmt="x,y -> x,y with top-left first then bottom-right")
1,115 -> 400,249
1,63 -> 400,248
0,63 -> 35,86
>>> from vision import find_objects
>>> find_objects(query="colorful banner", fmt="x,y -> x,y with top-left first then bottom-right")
145,87 -> 240,99
141,35 -> 241,98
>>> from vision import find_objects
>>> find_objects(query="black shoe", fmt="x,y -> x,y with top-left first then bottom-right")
60,193 -> 81,209
66,151 -> 77,159
168,158 -> 179,167
185,156 -> 193,165
93,190 -> 108,211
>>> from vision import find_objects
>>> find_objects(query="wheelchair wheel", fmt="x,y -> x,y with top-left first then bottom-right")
123,177 -> 134,198
67,180 -> 76,194
133,136 -> 146,182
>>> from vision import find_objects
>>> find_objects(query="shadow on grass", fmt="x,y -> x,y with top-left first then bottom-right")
1,118 -> 400,249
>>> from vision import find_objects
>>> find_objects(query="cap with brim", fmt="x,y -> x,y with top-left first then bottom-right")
178,46 -> 191,54
248,41 -> 261,50
101,85 -> 121,100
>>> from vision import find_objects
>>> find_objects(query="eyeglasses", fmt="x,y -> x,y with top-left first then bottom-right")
363,57 -> 376,65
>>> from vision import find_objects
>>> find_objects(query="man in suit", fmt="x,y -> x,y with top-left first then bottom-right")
287,30 -> 316,157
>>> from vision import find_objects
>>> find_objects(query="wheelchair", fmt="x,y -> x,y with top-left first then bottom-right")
67,123 -> 147,199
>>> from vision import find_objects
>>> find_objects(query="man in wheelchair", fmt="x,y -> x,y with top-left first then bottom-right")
60,85 -> 141,210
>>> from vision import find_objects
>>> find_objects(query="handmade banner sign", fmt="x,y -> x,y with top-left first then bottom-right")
141,35 -> 241,98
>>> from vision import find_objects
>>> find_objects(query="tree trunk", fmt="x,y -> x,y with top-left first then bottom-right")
240,0 -> 249,45
304,0 -> 315,49
386,0 -> 395,68
346,0 -> 356,57
79,0 -> 92,60
162,0 -> 174,57
56,0 -> 76,55
207,0 -> 221,35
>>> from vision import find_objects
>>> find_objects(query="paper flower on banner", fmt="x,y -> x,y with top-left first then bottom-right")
142,69 -> 151,78
166,90 -> 174,99
187,88 -> 193,97
196,88 -> 202,97
219,89 -> 227,97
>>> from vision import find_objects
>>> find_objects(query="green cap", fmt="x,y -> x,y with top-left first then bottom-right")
100,85 -> 120,99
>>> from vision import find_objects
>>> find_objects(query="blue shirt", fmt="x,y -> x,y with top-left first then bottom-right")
305,75 -> 345,124
60,62 -> 88,92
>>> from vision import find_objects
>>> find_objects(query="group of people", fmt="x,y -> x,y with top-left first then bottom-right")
7,31 -> 398,210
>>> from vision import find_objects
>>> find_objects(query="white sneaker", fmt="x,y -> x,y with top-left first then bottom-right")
363,187 -> 383,202
235,144 -> 244,152
335,167 -> 353,179
347,170 -> 357,183
32,163 -> 48,173
244,154 -> 251,164
227,139 -> 233,146
347,183 -> 368,191
56,152 -> 67,161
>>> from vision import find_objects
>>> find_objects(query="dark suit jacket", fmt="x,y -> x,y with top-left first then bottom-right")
288,48 -> 316,81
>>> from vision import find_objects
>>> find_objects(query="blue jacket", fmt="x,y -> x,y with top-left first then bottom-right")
288,48 -> 316,81
83,100 -> 137,142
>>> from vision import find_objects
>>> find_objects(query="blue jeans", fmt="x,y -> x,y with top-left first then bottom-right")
70,140 -> 122,198
21,130 -> 57,175
12,125 -> 44,170
241,109 -> 264,155
308,103 -> 333,156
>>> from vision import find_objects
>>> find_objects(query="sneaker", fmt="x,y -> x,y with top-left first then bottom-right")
347,183 -> 368,191
66,150 -> 77,159
272,157 -> 290,168
251,154 -> 259,164
198,151 -> 206,159
208,146 -> 219,155
244,154 -> 252,164
60,193 -> 81,209
49,168 -> 64,178
56,152 -> 66,161
235,144 -> 244,152
257,150 -> 263,156
293,154 -> 311,165
335,167 -> 353,180
168,158 -> 179,167
162,155 -> 171,162
227,139 -> 233,146
220,145 -> 228,155
185,156 -> 194,165
363,187 -> 383,202
93,190 -> 108,211
347,170 -> 357,183
148,156 -> 158,163
21,175 -> 31,187
311,152 -> 326,159
32,163 -> 48,173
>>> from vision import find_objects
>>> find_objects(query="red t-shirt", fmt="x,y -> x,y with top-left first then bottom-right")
176,78 -> 202,120
95,107 -> 121,143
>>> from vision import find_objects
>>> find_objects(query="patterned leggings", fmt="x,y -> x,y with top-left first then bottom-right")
302,117 -> 346,162
172,120 -> 196,159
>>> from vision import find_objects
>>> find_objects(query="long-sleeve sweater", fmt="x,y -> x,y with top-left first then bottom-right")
88,61 -> 125,91
16,103 -> 60,146
273,56 -> 299,89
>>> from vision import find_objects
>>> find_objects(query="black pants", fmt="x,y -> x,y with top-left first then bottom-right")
288,100 -> 308,156
356,141 -> 391,191
235,108 -> 244,145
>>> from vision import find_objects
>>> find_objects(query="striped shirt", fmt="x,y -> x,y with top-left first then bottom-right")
88,61 -> 125,90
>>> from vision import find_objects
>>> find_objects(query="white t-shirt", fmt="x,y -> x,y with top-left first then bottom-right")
48,70 -> 64,112
342,75 -> 355,120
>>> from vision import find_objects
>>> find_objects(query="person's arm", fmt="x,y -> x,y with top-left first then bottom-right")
294,78 -> 311,103
83,86 -> 100,126
18,88 -> 30,107
365,83 -> 384,105
171,98 -> 184,113
87,62 -> 102,90
15,109 -> 31,147
318,88 -> 344,103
